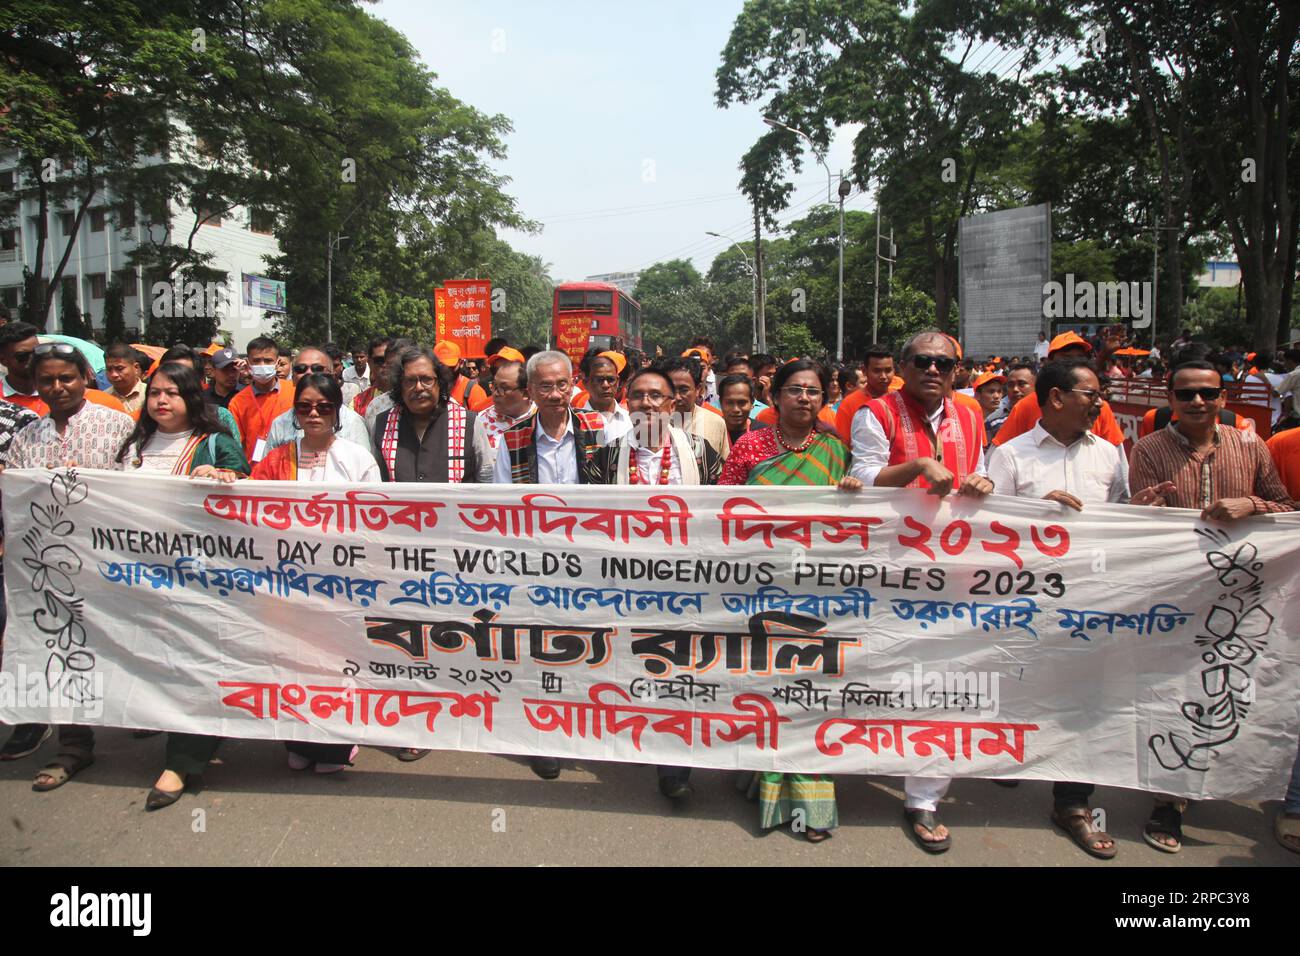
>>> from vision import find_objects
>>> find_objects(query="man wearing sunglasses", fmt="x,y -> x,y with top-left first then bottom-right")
849,330 -> 993,854
0,321 -> 46,415
263,346 -> 374,458
1128,358 -> 1293,856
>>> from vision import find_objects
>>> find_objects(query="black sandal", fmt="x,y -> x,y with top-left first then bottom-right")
904,808 -> 952,854
1143,802 -> 1183,853
32,748 -> 95,792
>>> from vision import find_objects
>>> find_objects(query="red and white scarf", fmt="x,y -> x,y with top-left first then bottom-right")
380,403 -> 467,482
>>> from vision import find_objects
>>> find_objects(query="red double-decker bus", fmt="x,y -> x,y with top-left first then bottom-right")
552,282 -> 642,353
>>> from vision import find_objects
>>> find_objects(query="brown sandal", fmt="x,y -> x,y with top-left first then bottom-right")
1052,806 -> 1117,859
32,749 -> 95,792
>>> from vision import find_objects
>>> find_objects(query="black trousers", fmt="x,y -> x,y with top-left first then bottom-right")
285,741 -> 353,764
1053,781 -> 1094,808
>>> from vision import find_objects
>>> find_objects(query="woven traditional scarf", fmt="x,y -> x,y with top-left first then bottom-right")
170,433 -> 205,475
380,404 -> 467,482
875,390 -> 974,489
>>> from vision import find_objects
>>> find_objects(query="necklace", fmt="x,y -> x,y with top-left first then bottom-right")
628,440 -> 672,485
776,425 -> 816,453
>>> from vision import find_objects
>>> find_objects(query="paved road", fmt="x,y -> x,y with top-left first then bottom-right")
2,729 -> 1295,866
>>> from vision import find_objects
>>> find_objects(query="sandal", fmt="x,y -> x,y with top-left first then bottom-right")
396,748 -> 429,762
1274,813 -> 1300,855
1143,801 -> 1184,853
1052,806 -> 1118,860
804,827 -> 833,844
903,808 -> 951,854
32,748 -> 95,792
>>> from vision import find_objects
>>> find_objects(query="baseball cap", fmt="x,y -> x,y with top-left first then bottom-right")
1049,331 -> 1093,355
682,347 -> 712,364
972,371 -> 1006,390
433,341 -> 461,366
487,346 -> 525,366
597,350 -> 627,374
210,347 -> 238,369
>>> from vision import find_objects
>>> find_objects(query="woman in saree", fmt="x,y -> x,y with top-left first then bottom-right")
115,362 -> 249,810
719,359 -> 861,842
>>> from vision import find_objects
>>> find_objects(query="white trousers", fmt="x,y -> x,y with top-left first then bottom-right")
904,775 -> 951,812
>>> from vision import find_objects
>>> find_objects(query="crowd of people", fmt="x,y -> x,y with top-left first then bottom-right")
0,310 -> 1298,859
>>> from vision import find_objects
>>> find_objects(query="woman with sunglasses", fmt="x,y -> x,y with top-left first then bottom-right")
113,362 -> 249,809
718,358 -> 860,843
249,373 -> 376,775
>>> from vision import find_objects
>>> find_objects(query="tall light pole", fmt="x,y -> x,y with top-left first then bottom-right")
326,231 -> 348,344
707,230 -> 758,351
764,117 -> 849,358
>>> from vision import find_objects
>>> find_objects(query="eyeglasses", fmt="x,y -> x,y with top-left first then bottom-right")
402,376 -> 439,391
1067,388 -> 1104,403
490,382 -> 520,394
628,390 -> 669,403
294,401 -> 336,416
33,342 -> 80,360
10,349 -> 34,365
1173,387 -> 1223,402
292,363 -> 329,376
781,385 -> 824,400
910,354 -> 957,373
535,380 -> 570,395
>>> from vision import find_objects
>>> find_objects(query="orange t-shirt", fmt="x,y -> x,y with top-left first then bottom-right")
1266,427 -> 1300,499
991,392 -> 1125,446
228,382 -> 295,462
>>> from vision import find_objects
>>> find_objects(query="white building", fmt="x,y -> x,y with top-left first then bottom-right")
0,147 -> 281,351
1197,260 -> 1241,288
584,270 -> 641,298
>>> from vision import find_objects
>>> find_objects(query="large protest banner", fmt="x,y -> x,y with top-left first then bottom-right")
2,469 -> 1298,799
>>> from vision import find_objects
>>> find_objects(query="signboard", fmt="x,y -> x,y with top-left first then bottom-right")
435,279 -> 491,359
3,469 -> 1298,799
555,312 -> 592,368
958,204 -> 1051,360
241,273 -> 286,314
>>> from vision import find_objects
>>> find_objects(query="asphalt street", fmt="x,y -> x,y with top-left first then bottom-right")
2,728 -> 1296,866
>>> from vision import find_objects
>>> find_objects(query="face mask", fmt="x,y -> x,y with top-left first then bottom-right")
250,363 -> 277,381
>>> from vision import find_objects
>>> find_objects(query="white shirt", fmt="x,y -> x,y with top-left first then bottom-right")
850,399 -> 987,486
296,437 -> 380,482
473,401 -> 536,483
1034,340 -> 1050,361
628,434 -> 683,485
492,413 -> 578,484
343,364 -> 370,388
130,429 -> 195,472
583,401 -> 632,444
985,422 -> 1129,504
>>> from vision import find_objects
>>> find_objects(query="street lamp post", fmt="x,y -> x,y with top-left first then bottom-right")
706,230 -> 759,352
326,231 -> 348,344
763,117 -> 849,360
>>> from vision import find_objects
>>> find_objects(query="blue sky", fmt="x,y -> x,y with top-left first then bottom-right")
374,0 -> 870,281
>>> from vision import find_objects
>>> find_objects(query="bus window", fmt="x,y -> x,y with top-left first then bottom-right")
586,290 -> 613,314
558,289 -> 586,311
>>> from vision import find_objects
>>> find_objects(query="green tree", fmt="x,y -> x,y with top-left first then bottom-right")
101,278 -> 126,344
58,288 -> 87,338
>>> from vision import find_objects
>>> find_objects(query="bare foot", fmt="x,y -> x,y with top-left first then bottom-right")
153,770 -> 184,793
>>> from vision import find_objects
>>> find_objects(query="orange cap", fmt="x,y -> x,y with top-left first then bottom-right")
943,334 -> 962,359
433,341 -> 461,366
682,347 -> 712,364
597,350 -> 627,374
487,346 -> 525,366
972,371 -> 1006,391
1049,331 -> 1092,355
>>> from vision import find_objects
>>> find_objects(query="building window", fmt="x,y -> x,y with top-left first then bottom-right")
195,204 -> 223,227
59,211 -> 76,236
249,208 -> 275,234
90,208 -> 107,232
114,270 -> 137,297
89,274 -> 107,299
0,228 -> 17,263
1,286 -> 19,309
117,204 -> 137,229
0,170 -> 14,192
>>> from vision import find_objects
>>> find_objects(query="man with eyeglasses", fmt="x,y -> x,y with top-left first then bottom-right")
228,335 -> 294,465
849,329 -> 994,854
1127,358 -> 1293,855
351,337 -> 394,420
492,350 -> 606,781
577,349 -> 632,443
471,358 -> 534,483
263,346 -> 373,458
660,355 -> 730,461
0,342 -> 134,779
984,359 -> 1127,859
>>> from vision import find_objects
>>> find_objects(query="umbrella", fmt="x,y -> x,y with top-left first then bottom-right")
131,343 -> 169,377
37,334 -> 105,372
1113,347 -> 1150,356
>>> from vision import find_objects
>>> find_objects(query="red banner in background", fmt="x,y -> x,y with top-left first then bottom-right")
435,279 -> 492,359
555,312 -> 591,368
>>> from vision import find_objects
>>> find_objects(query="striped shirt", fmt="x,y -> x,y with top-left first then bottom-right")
1128,422 -> 1293,514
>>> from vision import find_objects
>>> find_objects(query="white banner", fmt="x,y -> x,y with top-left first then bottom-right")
3,468 -> 1298,799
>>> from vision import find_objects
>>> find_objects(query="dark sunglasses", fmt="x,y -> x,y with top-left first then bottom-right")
294,401 -> 336,416
910,354 -> 957,374
292,363 -> 329,375
1172,387 -> 1223,402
